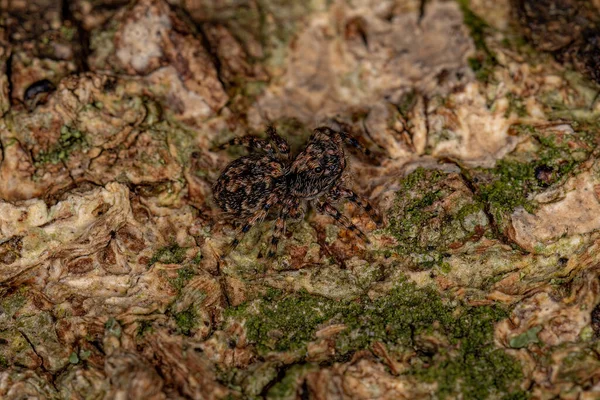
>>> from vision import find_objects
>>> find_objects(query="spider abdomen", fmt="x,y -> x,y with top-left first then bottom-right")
213,154 -> 285,218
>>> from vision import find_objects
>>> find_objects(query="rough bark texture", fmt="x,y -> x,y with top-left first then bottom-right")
2,0 -> 600,398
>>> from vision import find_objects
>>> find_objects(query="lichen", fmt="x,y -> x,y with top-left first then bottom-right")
0,288 -> 28,325
509,326 -> 542,349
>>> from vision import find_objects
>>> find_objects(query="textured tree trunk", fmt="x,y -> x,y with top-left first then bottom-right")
1,0 -> 600,398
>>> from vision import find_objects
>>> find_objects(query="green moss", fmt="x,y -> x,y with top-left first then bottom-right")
477,160 -> 538,220
401,167 -> 446,191
34,125 -> 87,166
505,93 -> 528,118
387,168 -> 486,268
174,307 -> 197,336
0,355 -> 8,368
397,90 -> 418,117
457,0 -> 497,82
417,304 -> 524,399
228,278 -> 523,399
468,56 -> 495,83
240,289 -> 337,352
148,244 -> 187,267
168,265 -> 196,292
474,125 -> 594,228
266,364 -> 318,400
60,25 -> 77,41
192,252 -> 203,265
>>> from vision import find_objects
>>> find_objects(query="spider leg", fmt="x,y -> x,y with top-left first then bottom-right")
317,201 -> 371,244
267,199 -> 302,258
222,197 -> 278,258
267,211 -> 287,258
266,125 -> 291,161
314,126 -> 371,156
336,131 -> 371,156
328,186 -> 382,227
214,135 -> 274,154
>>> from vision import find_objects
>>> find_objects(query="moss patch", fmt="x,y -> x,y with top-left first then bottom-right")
148,244 -> 187,266
457,0 -> 497,82
227,278 -> 524,399
266,364 -> 318,399
174,307 -> 197,336
387,168 -> 488,269
34,125 -> 87,166
472,124 -> 595,230
168,265 -> 196,292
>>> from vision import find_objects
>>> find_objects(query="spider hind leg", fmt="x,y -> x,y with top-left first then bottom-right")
317,201 -> 371,244
220,197 -> 277,259
328,186 -> 382,227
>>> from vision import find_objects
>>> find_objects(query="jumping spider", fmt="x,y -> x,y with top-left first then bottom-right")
212,125 -> 381,258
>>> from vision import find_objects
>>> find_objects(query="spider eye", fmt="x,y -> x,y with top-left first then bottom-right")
315,167 -> 323,173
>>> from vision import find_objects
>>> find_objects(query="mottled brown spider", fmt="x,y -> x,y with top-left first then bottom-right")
212,125 -> 381,258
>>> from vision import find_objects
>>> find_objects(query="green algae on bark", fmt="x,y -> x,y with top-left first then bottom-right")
387,168 -> 488,269
457,0 -> 498,83
390,123 -> 596,257
148,243 -> 187,266
472,124 -> 595,232
227,278 -> 524,399
173,306 -> 197,336
34,125 -> 87,166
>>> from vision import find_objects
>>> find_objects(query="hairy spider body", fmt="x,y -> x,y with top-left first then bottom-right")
213,126 -> 381,258
213,154 -> 285,218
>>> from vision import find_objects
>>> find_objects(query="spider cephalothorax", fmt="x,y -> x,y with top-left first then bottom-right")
212,125 -> 381,258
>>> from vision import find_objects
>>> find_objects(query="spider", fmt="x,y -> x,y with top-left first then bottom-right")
212,125 -> 382,258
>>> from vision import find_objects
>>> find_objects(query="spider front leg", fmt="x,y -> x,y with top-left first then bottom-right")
337,131 -> 372,156
328,186 -> 382,227
266,126 -> 291,161
313,126 -> 372,157
317,201 -> 371,244
214,135 -> 274,154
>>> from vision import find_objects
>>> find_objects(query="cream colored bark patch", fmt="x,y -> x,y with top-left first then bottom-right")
115,10 -> 171,73
428,83 -> 519,167
511,168 -> 600,252
0,183 -> 131,283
